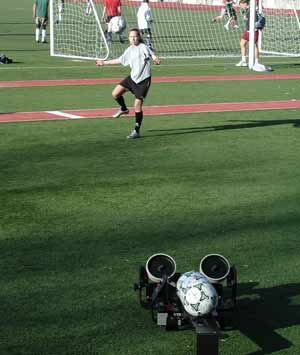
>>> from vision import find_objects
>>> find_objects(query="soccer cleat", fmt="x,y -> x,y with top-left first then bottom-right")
233,24 -> 239,29
236,60 -> 247,67
127,130 -> 140,139
112,108 -> 129,118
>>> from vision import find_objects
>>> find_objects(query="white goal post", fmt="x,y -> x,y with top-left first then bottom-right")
50,0 -> 109,60
49,0 -> 300,60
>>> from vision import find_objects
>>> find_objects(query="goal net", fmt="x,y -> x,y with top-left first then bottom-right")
259,0 -> 300,56
113,0 -> 246,58
131,0 -> 244,58
50,0 -> 109,60
49,0 -> 300,60
50,0 -> 248,59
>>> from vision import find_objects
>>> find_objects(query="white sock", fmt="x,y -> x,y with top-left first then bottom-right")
242,56 -> 246,62
42,29 -> 46,42
35,28 -> 40,41
225,19 -> 230,27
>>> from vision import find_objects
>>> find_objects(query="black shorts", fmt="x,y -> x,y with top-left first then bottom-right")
36,17 -> 48,27
119,76 -> 151,100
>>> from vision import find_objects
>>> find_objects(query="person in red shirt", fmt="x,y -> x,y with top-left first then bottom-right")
102,0 -> 122,42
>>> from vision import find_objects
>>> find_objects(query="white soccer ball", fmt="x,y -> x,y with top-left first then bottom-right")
110,16 -> 126,33
177,271 -> 218,317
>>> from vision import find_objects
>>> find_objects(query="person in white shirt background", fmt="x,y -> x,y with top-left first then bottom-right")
137,0 -> 153,49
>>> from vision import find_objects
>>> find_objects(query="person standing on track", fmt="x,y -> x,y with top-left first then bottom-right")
96,28 -> 160,139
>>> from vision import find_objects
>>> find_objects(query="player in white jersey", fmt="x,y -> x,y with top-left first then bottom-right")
96,28 -> 160,139
137,0 -> 153,49
57,0 -> 64,23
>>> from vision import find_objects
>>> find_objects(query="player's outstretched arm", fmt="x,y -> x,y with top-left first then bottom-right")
96,58 -> 122,66
151,53 -> 160,65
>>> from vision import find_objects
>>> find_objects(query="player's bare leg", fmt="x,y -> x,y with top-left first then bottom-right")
236,38 -> 248,66
112,85 -> 129,118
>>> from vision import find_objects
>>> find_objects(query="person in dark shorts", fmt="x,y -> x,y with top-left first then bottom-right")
33,0 -> 49,43
96,28 -> 160,139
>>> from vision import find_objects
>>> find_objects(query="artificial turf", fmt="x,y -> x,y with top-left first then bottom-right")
1,109 -> 300,354
1,1 -> 300,354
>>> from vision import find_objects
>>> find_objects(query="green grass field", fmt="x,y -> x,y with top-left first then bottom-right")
1,1 -> 300,355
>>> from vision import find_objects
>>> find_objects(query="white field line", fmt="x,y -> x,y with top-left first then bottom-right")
46,111 -> 83,119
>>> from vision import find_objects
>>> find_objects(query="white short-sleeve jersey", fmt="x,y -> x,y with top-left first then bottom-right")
137,3 -> 152,30
119,43 -> 152,84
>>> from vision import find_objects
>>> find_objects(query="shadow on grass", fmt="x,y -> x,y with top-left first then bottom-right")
1,223 -> 299,355
102,281 -> 300,354
269,63 -> 300,69
147,118 -> 300,137
227,281 -> 299,354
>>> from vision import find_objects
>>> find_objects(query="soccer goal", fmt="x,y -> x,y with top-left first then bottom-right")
259,0 -> 300,56
49,0 -> 109,60
49,0 -> 300,60
50,0 -> 247,59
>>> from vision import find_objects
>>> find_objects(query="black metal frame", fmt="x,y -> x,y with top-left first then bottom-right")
134,264 -> 238,355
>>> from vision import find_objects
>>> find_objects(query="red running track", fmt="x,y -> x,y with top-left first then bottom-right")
1,74 -> 299,123
1,100 -> 300,123
1,73 -> 300,88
